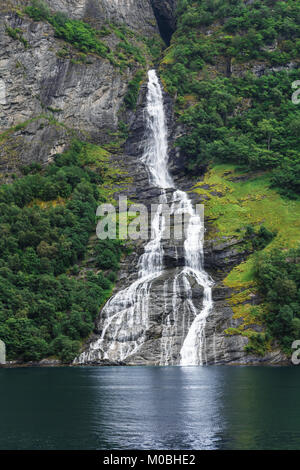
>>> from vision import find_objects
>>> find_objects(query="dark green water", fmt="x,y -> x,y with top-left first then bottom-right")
0,366 -> 299,450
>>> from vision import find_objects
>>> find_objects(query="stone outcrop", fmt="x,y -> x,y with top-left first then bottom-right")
0,1 -> 158,176
0,14 -> 127,171
45,0 -> 158,35
0,340 -> 6,364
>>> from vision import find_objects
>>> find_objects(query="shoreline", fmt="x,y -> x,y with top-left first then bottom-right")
0,360 -> 292,368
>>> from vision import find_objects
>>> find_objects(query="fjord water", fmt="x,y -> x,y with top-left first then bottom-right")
77,69 -> 213,365
1,366 -> 300,450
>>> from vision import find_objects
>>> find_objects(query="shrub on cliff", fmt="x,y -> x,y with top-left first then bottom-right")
25,0 -> 50,21
25,1 -> 110,59
124,70 -> 145,110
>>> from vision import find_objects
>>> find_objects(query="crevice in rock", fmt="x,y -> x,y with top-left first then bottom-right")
150,0 -> 177,46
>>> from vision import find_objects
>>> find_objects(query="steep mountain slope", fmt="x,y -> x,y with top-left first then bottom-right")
160,0 -> 300,361
0,0 -> 299,365
0,0 -> 160,178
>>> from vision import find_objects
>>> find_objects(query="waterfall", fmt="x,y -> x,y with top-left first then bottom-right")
76,70 -> 213,366
141,70 -> 174,189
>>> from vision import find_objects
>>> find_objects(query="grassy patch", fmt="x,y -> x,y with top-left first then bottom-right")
196,164 -> 300,287
77,142 -> 132,204
196,164 -> 300,355
195,164 -> 300,249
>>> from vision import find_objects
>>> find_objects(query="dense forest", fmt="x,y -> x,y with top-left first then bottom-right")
256,247 -> 300,353
0,141 -> 126,361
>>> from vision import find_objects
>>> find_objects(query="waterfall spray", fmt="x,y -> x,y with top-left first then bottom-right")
75,70 -> 213,366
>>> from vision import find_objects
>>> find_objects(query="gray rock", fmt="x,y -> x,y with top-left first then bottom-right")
45,0 -> 158,35
0,340 -> 5,365
0,3 -> 157,174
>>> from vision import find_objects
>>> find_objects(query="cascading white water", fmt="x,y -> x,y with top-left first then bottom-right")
76,70 -> 213,365
76,70 -> 173,364
142,70 -> 174,190
177,190 -> 214,366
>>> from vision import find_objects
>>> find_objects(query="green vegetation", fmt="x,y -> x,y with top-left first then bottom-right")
5,26 -> 29,48
244,224 -> 276,251
194,165 -> 300,249
24,0 -> 151,69
255,247 -> 300,353
124,70 -> 145,110
0,140 -> 127,362
161,0 -> 300,197
171,0 -> 300,67
193,164 -> 300,356
143,36 -> 164,62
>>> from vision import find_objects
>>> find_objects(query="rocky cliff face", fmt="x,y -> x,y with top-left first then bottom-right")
150,0 -> 176,45
45,0 -> 157,34
0,13 -> 124,163
0,1 -> 287,365
0,0 -> 157,177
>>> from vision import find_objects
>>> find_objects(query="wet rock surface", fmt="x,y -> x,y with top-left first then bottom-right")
77,75 -> 287,366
